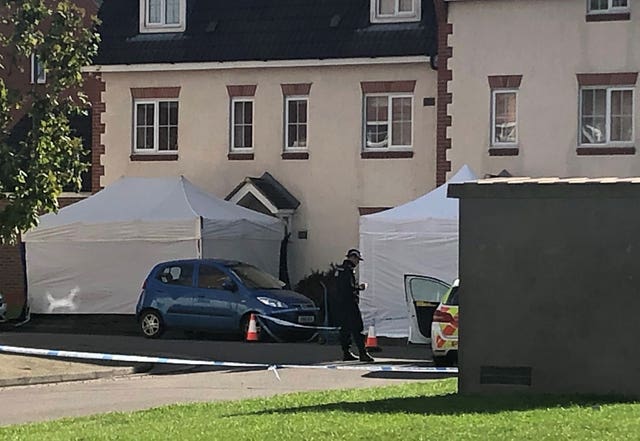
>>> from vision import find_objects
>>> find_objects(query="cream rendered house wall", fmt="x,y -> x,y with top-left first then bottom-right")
447,0 -> 640,179
100,62 -> 437,282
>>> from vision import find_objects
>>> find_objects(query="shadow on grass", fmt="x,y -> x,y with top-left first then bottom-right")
363,371 -> 456,381
229,393 -> 637,417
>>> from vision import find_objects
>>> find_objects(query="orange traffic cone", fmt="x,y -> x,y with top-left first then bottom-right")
245,313 -> 259,342
365,325 -> 381,352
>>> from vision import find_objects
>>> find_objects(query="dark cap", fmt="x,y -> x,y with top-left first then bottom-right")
346,249 -> 363,261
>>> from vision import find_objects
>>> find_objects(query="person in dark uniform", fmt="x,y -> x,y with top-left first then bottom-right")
334,249 -> 374,362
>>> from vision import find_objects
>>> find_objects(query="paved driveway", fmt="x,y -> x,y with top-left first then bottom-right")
0,318 -> 447,426
0,331 -> 431,365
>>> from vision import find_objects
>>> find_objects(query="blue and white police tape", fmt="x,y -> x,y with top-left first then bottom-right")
256,314 -> 340,330
0,344 -> 458,380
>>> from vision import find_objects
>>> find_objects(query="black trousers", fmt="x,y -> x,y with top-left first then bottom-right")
340,326 -> 366,355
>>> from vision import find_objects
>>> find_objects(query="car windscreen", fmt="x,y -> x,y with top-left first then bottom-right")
443,286 -> 459,306
229,264 -> 283,290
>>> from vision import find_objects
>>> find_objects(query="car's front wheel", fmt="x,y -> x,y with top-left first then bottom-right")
140,310 -> 164,339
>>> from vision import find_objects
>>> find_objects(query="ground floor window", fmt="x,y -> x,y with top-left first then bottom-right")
580,87 -> 634,145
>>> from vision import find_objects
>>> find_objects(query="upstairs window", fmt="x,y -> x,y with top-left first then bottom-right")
588,0 -> 629,13
140,0 -> 186,33
580,87 -> 634,145
231,98 -> 254,151
134,99 -> 179,153
491,90 -> 518,146
371,0 -> 420,23
285,97 -> 308,151
364,94 -> 413,150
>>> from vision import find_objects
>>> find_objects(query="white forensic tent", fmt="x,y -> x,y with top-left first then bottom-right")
359,165 -> 477,338
23,176 -> 284,314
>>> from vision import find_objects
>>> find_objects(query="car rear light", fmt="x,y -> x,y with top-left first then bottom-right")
433,309 -> 455,324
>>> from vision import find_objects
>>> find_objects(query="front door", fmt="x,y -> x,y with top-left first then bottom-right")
404,275 -> 450,344
190,263 -> 237,331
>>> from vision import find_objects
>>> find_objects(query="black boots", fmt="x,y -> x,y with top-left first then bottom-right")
343,350 -> 374,362
343,351 -> 358,361
359,353 -> 374,363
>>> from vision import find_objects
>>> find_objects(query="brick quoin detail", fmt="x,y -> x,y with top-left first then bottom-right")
87,73 -> 106,192
434,0 -> 452,186
226,85 -> 257,97
281,83 -> 312,95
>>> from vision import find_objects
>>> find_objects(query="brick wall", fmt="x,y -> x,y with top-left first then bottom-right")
434,0 -> 453,186
0,197 -> 85,318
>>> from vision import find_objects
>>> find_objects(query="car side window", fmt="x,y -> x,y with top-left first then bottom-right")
157,264 -> 193,287
444,286 -> 459,306
198,264 -> 228,290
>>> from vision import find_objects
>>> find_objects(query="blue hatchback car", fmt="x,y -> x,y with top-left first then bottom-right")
135,259 -> 319,339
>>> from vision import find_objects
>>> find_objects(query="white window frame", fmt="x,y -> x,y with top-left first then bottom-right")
139,0 -> 186,33
370,0 -> 421,23
133,99 -> 179,153
363,93 -> 414,151
231,98 -> 255,152
490,89 -> 519,147
579,86 -> 635,146
587,0 -> 630,13
30,54 -> 46,84
284,96 -> 309,151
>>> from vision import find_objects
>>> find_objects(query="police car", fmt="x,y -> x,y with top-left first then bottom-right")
430,279 -> 459,366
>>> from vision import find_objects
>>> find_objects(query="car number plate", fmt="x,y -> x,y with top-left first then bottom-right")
298,315 -> 314,324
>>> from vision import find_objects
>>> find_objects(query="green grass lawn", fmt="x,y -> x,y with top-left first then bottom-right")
2,378 -> 640,441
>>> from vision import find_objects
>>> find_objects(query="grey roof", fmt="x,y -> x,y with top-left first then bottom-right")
94,0 -> 437,65
227,172 -> 301,211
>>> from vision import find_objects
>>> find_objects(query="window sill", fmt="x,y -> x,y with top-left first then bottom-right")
489,147 -> 519,157
140,24 -> 186,33
282,151 -> 309,160
228,152 -> 255,161
361,150 -> 413,159
370,15 -> 420,24
577,146 -> 635,155
130,154 -> 178,161
586,12 -> 631,22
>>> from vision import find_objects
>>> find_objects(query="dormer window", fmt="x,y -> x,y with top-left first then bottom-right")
371,0 -> 421,23
140,0 -> 186,33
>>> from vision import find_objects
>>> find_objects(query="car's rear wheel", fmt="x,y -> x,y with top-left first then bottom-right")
140,310 -> 164,339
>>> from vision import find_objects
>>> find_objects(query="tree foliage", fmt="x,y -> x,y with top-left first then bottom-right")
0,0 -> 99,243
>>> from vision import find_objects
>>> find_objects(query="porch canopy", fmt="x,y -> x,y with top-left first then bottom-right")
23,176 -> 284,314
359,165 -> 477,337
